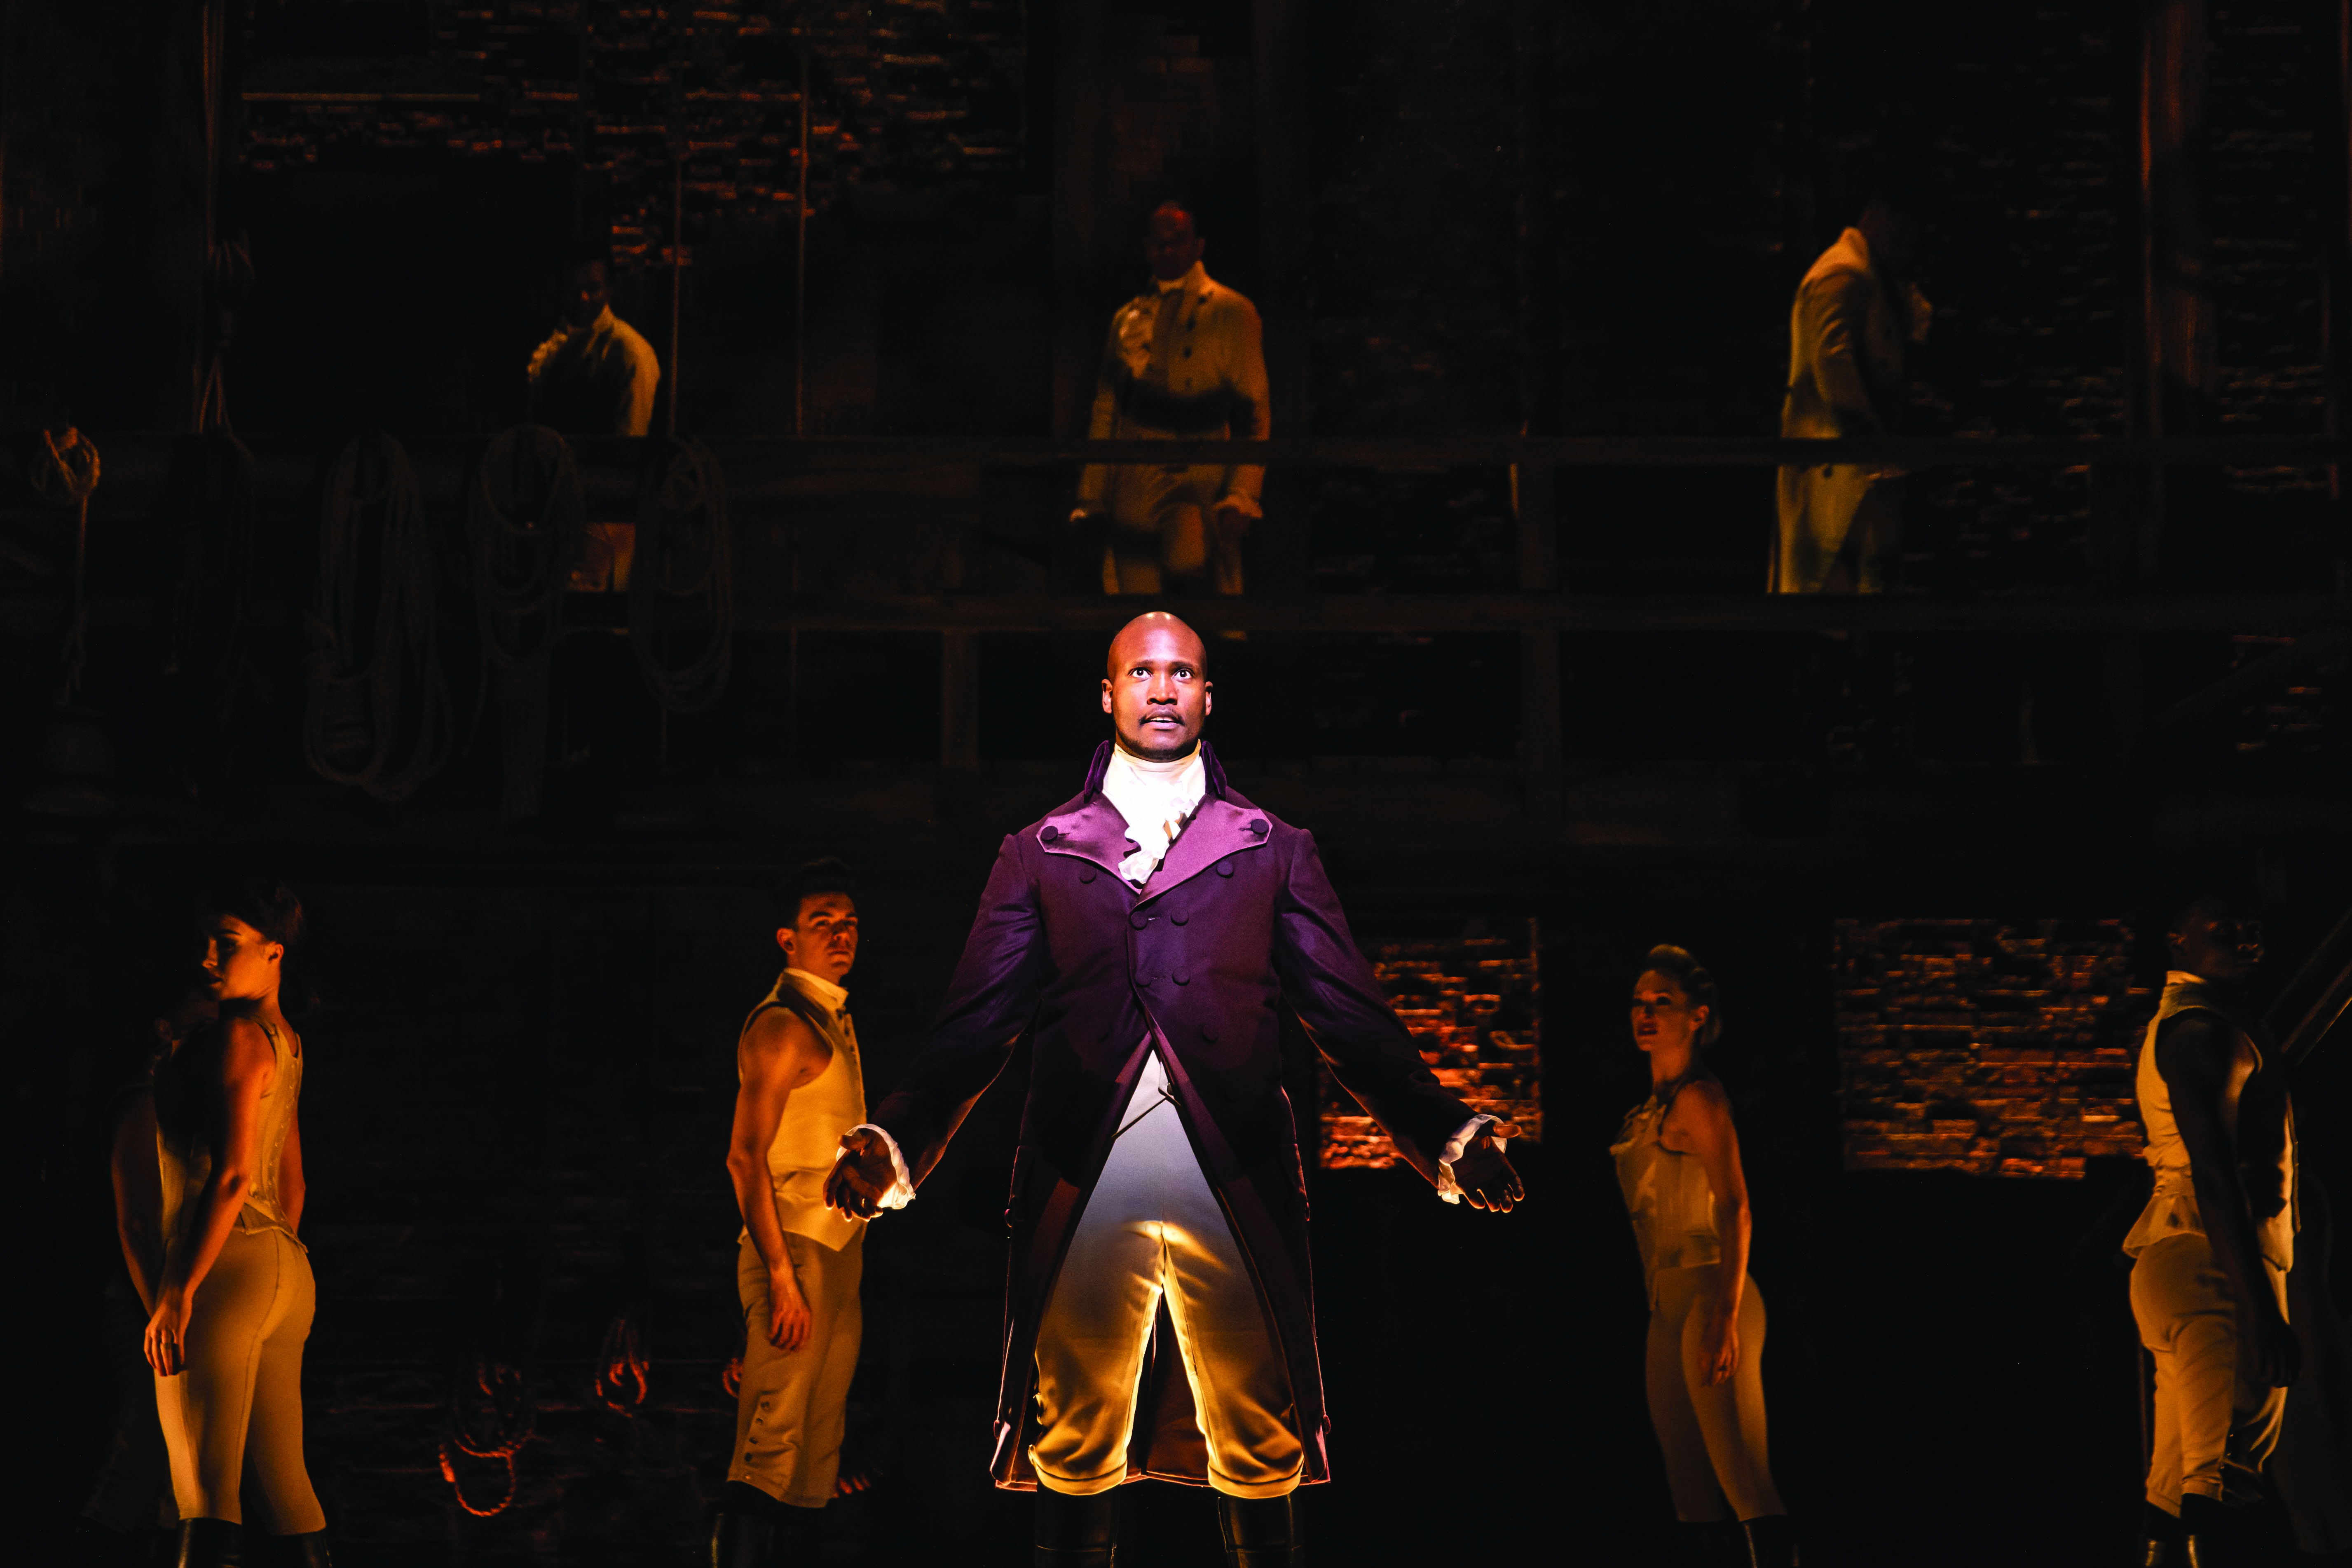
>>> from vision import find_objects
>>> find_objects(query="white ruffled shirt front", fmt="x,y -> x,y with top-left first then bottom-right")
834,742 -> 1500,1210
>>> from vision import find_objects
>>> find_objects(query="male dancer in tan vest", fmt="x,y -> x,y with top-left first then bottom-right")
715,859 -> 869,1567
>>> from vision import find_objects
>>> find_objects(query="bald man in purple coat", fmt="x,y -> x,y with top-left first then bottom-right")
826,613 -> 1521,1568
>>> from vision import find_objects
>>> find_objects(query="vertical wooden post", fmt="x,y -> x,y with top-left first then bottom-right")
138,0 -> 210,430
2323,1 -> 2352,587
1253,0 -> 1314,591
940,631 -> 980,771
1514,0 -> 1563,822
1050,0 -> 1110,442
2131,0 -> 2215,576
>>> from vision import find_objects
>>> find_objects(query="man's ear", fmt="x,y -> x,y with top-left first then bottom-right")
776,926 -> 796,958
1203,682 -> 1213,717
1101,680 -> 1115,715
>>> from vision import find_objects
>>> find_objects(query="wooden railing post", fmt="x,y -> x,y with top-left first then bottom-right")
1516,461 -> 1563,822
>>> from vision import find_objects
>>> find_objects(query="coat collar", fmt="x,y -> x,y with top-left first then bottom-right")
1040,739 -> 1265,895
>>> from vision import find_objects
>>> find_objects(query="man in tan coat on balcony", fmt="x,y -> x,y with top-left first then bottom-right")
1073,202 -> 1271,596
1773,196 -> 1928,594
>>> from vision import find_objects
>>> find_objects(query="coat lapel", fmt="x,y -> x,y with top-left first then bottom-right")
1037,739 -> 1139,884
1139,795 -> 1270,903
1036,738 -> 1271,897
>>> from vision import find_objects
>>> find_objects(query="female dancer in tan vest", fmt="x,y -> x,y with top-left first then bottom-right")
1610,946 -> 1792,1568
146,881 -> 328,1567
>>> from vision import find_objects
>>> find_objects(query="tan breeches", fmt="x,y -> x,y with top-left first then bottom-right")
2132,1233 -> 2289,1512
1645,1264 -> 1783,1523
154,1226 -> 324,1532
1101,464 -> 1242,595
1031,1054 -> 1301,1498
731,1228 -> 864,1508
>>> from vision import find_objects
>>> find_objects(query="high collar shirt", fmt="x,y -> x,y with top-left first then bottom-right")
1099,743 -> 1207,887
782,966 -> 851,1018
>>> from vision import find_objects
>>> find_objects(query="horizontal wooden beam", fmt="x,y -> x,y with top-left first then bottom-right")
720,591 -> 2352,635
19,591 -> 2352,641
28,430 -> 2352,487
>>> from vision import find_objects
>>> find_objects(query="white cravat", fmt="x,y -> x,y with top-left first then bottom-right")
1099,743 -> 1207,887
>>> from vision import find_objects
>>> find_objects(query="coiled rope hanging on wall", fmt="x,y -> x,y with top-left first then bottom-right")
467,426 -> 584,820
439,1355 -> 536,1518
629,437 -> 733,713
304,433 -> 453,802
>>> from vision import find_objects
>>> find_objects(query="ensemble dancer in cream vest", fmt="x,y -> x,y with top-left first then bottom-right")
715,860 -> 870,1568
146,881 -> 330,1568
1610,947 -> 1791,1568
2127,894 -> 2300,1568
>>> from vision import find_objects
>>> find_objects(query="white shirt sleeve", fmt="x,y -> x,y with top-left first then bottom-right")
833,1123 -> 917,1212
1434,1113 -> 1502,1205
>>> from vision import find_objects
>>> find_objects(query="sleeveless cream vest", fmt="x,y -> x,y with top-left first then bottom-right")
2125,973 -> 2296,1271
741,970 -> 867,1252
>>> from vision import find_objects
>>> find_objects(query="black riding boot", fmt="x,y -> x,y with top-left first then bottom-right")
1215,1494 -> 1302,1568
2179,1495 -> 2244,1568
172,1519 -> 244,1568
1034,1486 -> 1118,1568
1740,1513 -> 1797,1568
711,1483 -> 781,1568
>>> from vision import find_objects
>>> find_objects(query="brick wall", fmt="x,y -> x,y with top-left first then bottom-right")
1834,918 -> 2149,1179
1320,925 -> 1543,1170
241,0 -> 1029,264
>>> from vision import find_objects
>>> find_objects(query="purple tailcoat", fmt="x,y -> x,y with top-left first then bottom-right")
869,740 -> 1474,1490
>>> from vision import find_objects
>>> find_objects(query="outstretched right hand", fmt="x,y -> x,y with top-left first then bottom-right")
824,1128 -> 898,1220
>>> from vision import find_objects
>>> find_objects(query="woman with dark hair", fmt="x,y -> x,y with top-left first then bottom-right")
146,881 -> 329,1567
1609,946 -> 1792,1567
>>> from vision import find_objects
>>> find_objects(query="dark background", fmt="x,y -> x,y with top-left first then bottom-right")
7,1 -> 2352,1564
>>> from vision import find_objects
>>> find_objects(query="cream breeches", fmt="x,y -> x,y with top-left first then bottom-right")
731,1226 -> 864,1507
1031,1052 -> 1301,1498
1101,464 -> 1242,595
1645,1264 -> 1783,1523
154,1226 -> 324,1532
2131,1233 -> 2289,1512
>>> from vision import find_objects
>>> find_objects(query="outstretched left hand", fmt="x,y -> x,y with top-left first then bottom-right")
1451,1121 -> 1525,1213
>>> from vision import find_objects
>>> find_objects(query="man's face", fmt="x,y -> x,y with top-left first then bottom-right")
565,261 -> 611,328
779,893 -> 859,985
1143,208 -> 1204,284
2170,901 -> 2263,986
1101,616 -> 1211,760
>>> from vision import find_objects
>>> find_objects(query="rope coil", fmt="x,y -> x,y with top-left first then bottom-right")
305,433 -> 453,802
594,1311 -> 651,1416
629,436 -> 733,713
467,426 -> 585,819
439,1355 -> 536,1518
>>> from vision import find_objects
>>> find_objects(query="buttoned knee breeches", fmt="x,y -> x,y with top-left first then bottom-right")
1101,464 -> 1229,595
1030,1055 -> 1302,1499
1645,1263 -> 1783,1523
153,1226 -> 324,1532
2132,1233 -> 2289,1512
731,1228 -> 863,1507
